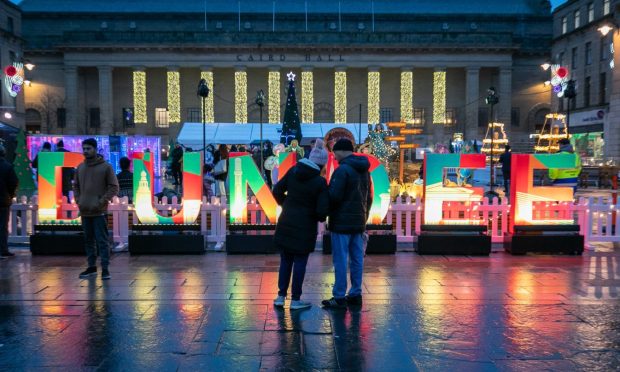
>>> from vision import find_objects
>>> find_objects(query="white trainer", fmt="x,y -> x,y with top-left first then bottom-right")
290,300 -> 312,310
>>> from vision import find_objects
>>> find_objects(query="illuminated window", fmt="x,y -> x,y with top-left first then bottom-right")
412,108 -> 425,127
445,108 -> 457,127
604,0 -> 610,15
562,16 -> 567,34
588,3 -> 594,22
155,108 -> 169,128
574,10 -> 581,28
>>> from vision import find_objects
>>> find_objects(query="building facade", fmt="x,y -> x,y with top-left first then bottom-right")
0,0 -> 25,129
552,0 -> 619,161
20,0 -> 552,147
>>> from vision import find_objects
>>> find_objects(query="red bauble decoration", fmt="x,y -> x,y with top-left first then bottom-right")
4,65 -> 17,77
556,67 -> 568,79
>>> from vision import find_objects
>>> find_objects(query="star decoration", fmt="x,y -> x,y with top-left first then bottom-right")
287,71 -> 296,81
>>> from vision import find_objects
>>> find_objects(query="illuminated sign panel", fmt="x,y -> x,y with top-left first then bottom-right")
423,153 -> 486,225
37,152 -> 84,223
229,153 -> 278,224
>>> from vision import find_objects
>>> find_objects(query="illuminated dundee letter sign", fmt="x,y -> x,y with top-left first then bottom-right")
510,153 -> 576,232
37,152 -> 84,223
423,153 -> 486,225
133,152 -> 202,224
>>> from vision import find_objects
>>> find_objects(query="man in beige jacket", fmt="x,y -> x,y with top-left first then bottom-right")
74,138 -> 119,280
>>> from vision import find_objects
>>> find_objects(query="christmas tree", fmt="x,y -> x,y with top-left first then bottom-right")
13,130 -> 35,196
280,71 -> 302,145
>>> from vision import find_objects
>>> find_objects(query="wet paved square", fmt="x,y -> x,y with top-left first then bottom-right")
1,246 -> 619,371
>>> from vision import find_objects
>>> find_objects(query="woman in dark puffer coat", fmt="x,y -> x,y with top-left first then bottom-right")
272,158 -> 329,310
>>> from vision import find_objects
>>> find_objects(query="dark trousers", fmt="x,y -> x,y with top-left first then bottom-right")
503,170 -> 510,195
82,215 -> 110,269
0,207 -> 9,254
277,252 -> 310,300
172,165 -> 182,185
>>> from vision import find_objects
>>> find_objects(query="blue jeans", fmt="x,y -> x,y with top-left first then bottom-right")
277,252 -> 310,300
331,232 -> 365,299
82,215 -> 110,269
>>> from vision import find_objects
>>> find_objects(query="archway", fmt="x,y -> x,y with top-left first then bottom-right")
25,108 -> 42,134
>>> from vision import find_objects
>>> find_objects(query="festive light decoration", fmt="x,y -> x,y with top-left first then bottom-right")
3,62 -> 25,97
369,125 -> 396,165
481,122 -> 509,163
133,151 -> 202,224
532,113 -> 569,153
510,154 -> 576,232
37,152 -> 84,223
334,71 -> 347,123
423,153 -> 486,225
400,70 -> 413,123
167,70 -> 181,123
280,72 -> 302,144
301,70 -> 314,123
133,70 -> 147,124
229,153 -> 278,223
200,71 -> 214,123
433,70 -> 446,124
234,70 -> 247,123
367,71 -> 380,125
550,65 -> 570,97
268,70 -> 280,123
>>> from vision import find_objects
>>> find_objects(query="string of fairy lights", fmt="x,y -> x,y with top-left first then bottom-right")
334,70 -> 347,123
367,71 -> 380,125
301,70 -> 314,123
128,68 -> 462,126
268,70 -> 280,124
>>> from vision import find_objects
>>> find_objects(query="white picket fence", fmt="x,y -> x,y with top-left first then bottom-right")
8,195 -> 620,249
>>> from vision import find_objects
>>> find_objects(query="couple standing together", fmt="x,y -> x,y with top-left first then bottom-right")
273,138 -> 372,310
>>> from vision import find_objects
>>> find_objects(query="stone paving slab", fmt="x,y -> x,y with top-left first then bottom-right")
0,245 -> 619,371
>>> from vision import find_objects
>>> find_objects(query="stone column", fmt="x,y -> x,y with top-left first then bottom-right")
498,66 -> 512,130
98,65 -> 114,134
334,66 -> 347,123
64,65 -> 79,133
465,66 -> 480,140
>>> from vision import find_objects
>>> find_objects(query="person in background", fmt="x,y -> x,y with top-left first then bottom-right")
74,138 -> 119,280
55,140 -> 75,199
499,145 -> 511,196
31,141 -> 51,170
549,138 -> 582,193
272,151 -> 329,310
286,139 -> 305,160
308,139 -> 329,173
304,139 -> 316,159
213,144 -> 229,197
170,143 -> 184,186
116,157 -> 133,203
203,163 -> 215,201
0,144 -> 18,258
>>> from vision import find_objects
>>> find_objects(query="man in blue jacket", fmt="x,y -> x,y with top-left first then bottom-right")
322,139 -> 372,308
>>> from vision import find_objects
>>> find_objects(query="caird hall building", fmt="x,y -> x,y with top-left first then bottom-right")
17,0 -> 552,146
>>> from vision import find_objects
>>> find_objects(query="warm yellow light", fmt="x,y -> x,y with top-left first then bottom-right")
598,25 -> 613,36
167,70 -> 181,123
301,70 -> 314,123
368,71 -> 380,125
541,63 -> 551,71
133,70 -> 147,124
400,70 -> 413,122
268,70 -> 280,123
334,70 -> 347,123
201,71 -> 214,123
433,70 -> 446,124
235,70 -> 247,123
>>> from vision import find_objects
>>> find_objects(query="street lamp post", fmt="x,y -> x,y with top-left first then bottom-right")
197,79 -> 210,164
255,90 -> 266,177
485,87 -> 499,199
564,79 -> 576,137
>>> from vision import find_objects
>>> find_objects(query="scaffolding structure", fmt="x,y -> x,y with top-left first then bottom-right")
531,113 -> 569,153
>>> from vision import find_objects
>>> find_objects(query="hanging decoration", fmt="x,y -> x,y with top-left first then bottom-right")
3,63 -> 25,97
549,65 -> 570,97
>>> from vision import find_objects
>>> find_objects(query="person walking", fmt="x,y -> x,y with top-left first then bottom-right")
0,144 -> 18,258
499,145 -> 511,196
55,140 -> 76,199
170,142 -> 184,186
322,139 -> 372,309
549,138 -> 582,193
272,154 -> 329,310
116,157 -> 133,203
213,144 -> 229,197
74,138 -> 119,280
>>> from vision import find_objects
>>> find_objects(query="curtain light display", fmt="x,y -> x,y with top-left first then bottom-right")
37,152 -> 84,223
200,71 -> 214,123
3,63 -> 25,97
167,71 -> 181,123
133,151 -> 202,224
301,70 -> 314,123
400,70 -> 413,122
509,154 -> 576,232
234,71 -> 248,123
423,153 -> 486,225
229,153 -> 278,224
133,70 -> 147,124
334,71 -> 347,123
433,70 -> 446,124
367,71 -> 380,125
268,70 -> 281,123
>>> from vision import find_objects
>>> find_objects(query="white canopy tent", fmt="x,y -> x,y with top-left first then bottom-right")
177,122 -> 370,148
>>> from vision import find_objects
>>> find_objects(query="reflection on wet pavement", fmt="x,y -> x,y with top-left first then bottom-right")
1,245 -> 619,370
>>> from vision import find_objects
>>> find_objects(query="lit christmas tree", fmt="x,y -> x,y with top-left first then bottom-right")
280,71 -> 302,145
13,130 -> 35,196
369,124 -> 395,164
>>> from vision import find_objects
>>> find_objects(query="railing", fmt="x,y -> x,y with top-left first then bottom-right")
9,196 -> 620,249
